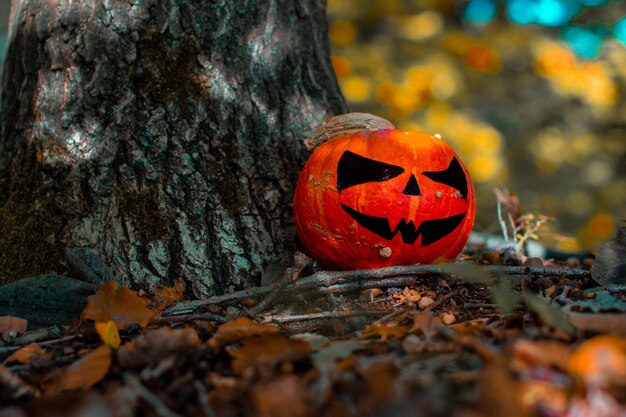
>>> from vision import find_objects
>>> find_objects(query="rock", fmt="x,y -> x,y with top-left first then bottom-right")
590,227 -> 626,285
0,275 -> 94,329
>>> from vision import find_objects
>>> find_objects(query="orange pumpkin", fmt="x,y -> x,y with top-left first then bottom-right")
293,128 -> 476,270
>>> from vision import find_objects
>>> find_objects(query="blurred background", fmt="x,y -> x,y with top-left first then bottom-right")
327,0 -> 625,252
0,1 -> 623,253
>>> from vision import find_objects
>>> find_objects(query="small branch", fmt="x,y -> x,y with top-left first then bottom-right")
0,335 -> 75,355
150,312 -> 227,326
164,265 -> 590,315
425,289 -> 462,312
0,326 -> 65,350
258,310 -> 388,324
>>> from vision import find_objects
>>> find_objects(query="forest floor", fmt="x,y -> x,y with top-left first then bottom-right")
0,243 -> 625,417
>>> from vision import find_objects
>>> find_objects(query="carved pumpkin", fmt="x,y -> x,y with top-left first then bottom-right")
293,128 -> 476,270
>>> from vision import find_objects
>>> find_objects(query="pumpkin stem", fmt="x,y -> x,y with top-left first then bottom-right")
305,112 -> 395,151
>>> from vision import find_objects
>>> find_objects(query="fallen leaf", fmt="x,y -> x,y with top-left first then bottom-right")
118,326 -> 200,369
567,335 -> 626,388
362,324 -> 410,341
0,316 -> 27,343
358,360 -> 398,414
477,363 -> 529,417
152,281 -> 184,310
43,345 -> 112,396
228,334 -> 312,374
313,340 -> 368,364
6,343 -> 49,365
252,375 -> 312,417
95,320 -> 121,349
311,339 -> 370,403
451,318 -> 490,336
208,317 -> 280,349
412,311 -> 445,338
81,280 -> 157,329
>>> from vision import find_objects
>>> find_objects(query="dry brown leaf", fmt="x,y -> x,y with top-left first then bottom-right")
6,343 -> 49,365
152,281 -> 184,310
81,280 -> 157,329
477,363 -> 529,417
95,320 -> 121,349
451,318 -> 490,336
566,335 -> 626,388
228,334 -> 312,374
43,345 -> 112,396
0,316 -> 28,343
362,324 -> 410,341
118,326 -> 200,369
209,317 -> 280,349
358,360 -> 398,414
411,310 -> 445,337
252,375 -> 312,417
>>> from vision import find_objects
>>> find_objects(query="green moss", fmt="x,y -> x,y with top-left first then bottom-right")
129,29 -> 205,115
115,186 -> 171,243
0,150 -> 65,285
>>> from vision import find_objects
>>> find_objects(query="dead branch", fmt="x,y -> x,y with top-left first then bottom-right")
165,264 -> 589,315
258,310 -> 388,324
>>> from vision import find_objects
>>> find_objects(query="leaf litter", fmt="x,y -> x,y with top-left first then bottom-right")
0,250 -> 625,417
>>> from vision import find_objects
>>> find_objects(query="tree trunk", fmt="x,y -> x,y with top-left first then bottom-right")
0,0 -> 347,296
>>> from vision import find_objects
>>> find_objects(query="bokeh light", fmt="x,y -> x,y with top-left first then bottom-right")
328,0 -> 626,251
464,0 -> 499,24
614,17 -> 626,45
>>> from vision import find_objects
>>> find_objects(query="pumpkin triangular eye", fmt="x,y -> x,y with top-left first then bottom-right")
337,151 -> 405,192
422,157 -> 468,198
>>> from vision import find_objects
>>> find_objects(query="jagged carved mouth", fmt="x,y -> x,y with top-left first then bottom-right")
341,204 -> 466,245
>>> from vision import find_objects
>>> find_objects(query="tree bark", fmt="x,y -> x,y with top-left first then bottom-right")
0,0 -> 347,296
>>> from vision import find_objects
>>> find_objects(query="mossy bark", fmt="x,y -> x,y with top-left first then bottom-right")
0,0 -> 347,295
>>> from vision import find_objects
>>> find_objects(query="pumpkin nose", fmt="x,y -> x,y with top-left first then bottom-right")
402,174 -> 421,196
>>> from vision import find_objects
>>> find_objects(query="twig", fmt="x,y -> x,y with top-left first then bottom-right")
464,303 -> 496,309
124,373 -> 183,417
425,289 -> 462,312
494,188 -> 511,243
164,265 -> 590,315
258,310 -> 388,324
150,312 -> 227,326
372,307 -> 410,325
248,286 -> 282,315
0,335 -> 76,355
0,326 -> 66,350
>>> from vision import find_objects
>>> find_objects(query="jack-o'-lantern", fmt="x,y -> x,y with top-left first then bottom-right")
294,115 -> 475,270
